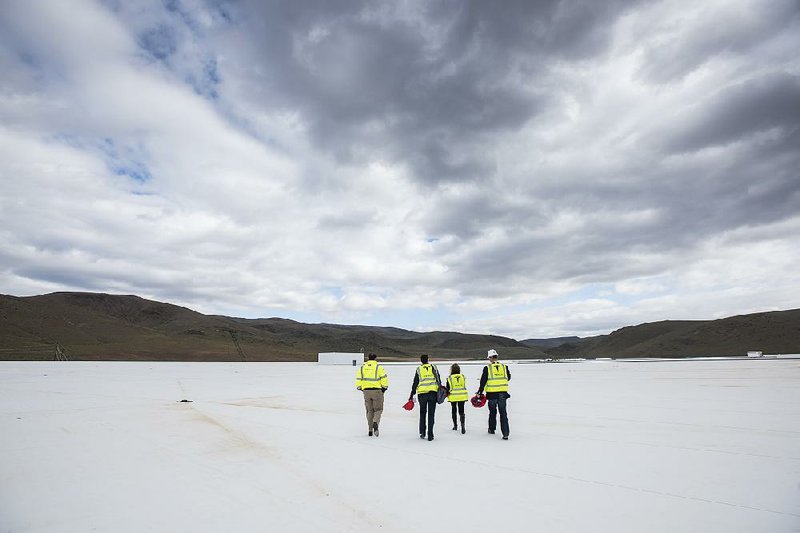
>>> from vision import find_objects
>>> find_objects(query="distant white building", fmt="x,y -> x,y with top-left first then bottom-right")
747,351 -> 764,358
317,352 -> 364,365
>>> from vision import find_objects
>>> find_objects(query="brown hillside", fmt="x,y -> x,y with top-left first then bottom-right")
549,309 -> 800,358
0,292 -> 545,361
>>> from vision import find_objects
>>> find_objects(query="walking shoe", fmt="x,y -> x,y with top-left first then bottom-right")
452,424 -> 457,431
368,430 -> 373,436
420,433 -> 425,439
502,435 -> 509,440
427,433 -> 434,441
373,422 -> 379,437
461,427 -> 465,434
488,429 -> 495,434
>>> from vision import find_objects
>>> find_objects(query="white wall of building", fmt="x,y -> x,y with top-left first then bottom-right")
317,352 -> 364,365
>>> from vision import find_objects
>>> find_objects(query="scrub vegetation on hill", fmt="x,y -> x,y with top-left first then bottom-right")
0,292 -> 544,361
1,292 -> 798,361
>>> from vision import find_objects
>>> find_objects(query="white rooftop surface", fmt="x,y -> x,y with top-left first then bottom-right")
2,359 -> 799,532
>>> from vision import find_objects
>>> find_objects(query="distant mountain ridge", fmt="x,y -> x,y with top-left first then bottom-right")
520,336 -> 583,349
0,292 -> 545,361
549,310 -> 800,358
1,292 -> 798,361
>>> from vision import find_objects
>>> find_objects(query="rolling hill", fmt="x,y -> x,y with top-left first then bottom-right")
2,292 -> 798,361
520,336 -> 582,349
548,309 -> 800,358
0,292 -> 545,361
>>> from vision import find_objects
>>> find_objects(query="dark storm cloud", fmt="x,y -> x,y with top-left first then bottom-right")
15,266 -> 107,291
395,0 -> 798,295
432,0 -> 642,60
226,0 -> 642,185
665,73 -> 800,154
443,217 -> 661,294
424,192 -> 503,239
435,122 -> 800,294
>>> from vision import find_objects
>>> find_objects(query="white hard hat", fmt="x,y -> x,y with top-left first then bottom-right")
487,349 -> 498,359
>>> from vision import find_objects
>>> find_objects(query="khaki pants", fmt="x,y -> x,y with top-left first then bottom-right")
363,389 -> 384,428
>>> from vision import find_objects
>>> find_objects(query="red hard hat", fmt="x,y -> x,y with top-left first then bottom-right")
402,399 -> 415,411
470,394 -> 487,408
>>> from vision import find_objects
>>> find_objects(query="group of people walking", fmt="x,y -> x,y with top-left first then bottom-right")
355,349 -> 511,441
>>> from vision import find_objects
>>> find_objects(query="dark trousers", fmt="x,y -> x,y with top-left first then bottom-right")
451,401 -> 465,427
488,395 -> 509,437
418,392 -> 437,437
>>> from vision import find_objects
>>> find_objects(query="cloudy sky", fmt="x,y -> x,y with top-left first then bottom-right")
1,0 -> 798,339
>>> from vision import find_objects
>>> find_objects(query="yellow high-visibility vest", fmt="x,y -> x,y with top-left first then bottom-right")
416,364 -> 439,394
356,360 -> 388,390
447,374 -> 468,402
485,363 -> 509,393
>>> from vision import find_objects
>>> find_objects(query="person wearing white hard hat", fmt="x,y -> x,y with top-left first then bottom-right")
476,349 -> 511,439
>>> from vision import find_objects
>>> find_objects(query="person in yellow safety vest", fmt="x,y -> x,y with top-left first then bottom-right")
446,363 -> 469,434
476,349 -> 511,440
356,353 -> 389,437
408,354 -> 441,441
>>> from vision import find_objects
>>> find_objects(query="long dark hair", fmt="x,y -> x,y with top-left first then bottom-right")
450,363 -> 461,375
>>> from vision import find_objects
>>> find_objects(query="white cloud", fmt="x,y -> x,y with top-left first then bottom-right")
1,0 -> 798,339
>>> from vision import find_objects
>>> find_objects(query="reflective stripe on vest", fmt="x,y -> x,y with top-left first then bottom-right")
485,363 -> 509,393
447,374 -> 468,402
416,364 -> 438,394
359,362 -> 383,389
